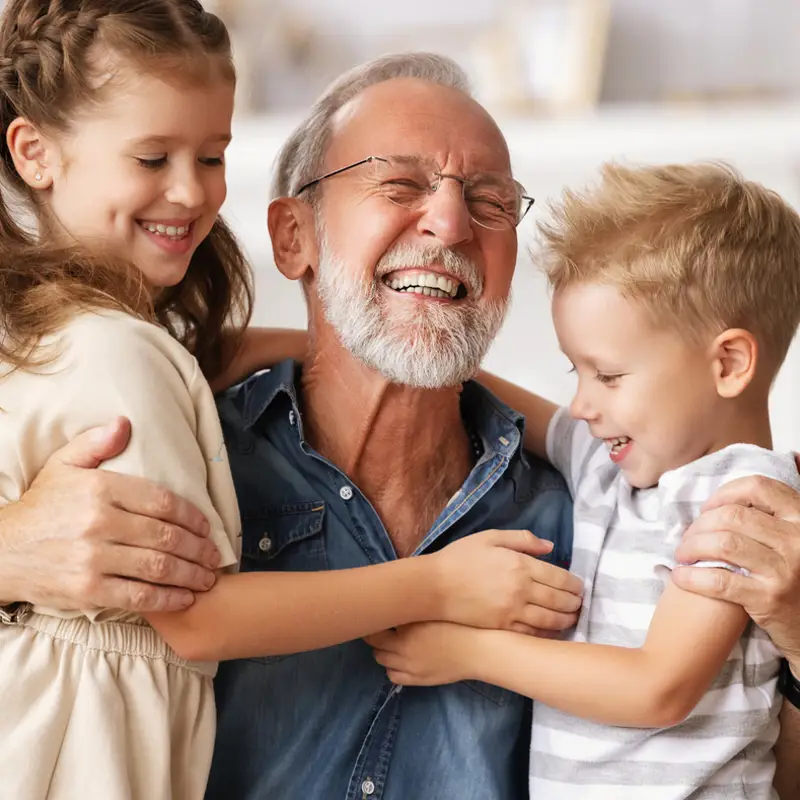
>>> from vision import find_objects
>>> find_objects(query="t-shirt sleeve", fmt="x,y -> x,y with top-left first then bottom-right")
545,407 -> 601,498
26,316 -> 241,569
655,444 -> 800,577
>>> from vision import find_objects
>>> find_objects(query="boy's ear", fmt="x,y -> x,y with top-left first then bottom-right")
6,117 -> 54,189
710,328 -> 758,398
268,197 -> 319,283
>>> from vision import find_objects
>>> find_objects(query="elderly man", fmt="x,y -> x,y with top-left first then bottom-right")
1,54 -> 800,799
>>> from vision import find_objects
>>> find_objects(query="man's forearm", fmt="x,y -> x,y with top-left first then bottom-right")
774,699 -> 800,798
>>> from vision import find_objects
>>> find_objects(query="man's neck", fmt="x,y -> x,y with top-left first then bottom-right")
299,337 -> 474,556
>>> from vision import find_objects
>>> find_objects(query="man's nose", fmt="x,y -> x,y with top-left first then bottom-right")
415,177 -> 474,248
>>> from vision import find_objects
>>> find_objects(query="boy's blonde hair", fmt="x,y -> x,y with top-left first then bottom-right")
538,162 -> 800,370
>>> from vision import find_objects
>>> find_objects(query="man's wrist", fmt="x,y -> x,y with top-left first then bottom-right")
779,658 -> 800,711
786,656 -> 800,681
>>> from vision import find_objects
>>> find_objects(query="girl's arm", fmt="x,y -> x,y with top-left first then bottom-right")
145,527 -> 582,662
47,317 -> 583,663
370,581 -> 746,728
476,371 -> 558,460
211,327 -> 308,392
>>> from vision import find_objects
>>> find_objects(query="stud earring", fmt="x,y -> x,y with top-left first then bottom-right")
34,172 -> 43,182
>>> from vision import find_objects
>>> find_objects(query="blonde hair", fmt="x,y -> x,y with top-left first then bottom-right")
0,0 -> 252,379
538,162 -> 800,369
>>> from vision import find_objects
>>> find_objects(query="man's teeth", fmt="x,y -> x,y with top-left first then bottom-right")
385,272 -> 460,299
141,222 -> 191,239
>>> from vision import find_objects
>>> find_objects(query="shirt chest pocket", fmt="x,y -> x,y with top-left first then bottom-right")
240,502 -> 328,573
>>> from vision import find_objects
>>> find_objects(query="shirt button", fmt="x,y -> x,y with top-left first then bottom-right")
258,535 -> 272,552
339,486 -> 354,501
361,778 -> 375,796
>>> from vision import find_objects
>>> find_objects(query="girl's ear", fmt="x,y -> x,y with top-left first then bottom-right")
6,117 -> 54,189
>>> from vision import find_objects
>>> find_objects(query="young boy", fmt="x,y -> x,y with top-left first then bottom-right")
368,162 -> 800,799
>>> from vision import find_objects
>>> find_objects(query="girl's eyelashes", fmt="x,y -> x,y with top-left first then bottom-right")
135,156 -> 225,169
136,156 -> 167,169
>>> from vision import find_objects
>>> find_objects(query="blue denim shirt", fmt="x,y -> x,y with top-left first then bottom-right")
206,360 -> 573,800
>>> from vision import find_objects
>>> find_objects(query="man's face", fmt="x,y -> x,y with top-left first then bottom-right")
308,78 -> 519,388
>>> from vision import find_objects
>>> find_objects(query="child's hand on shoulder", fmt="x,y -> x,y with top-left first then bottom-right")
366,622 -> 485,686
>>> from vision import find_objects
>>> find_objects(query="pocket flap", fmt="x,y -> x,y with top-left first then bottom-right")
241,502 -> 325,561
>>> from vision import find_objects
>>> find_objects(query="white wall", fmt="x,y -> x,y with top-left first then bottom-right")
223,103 -> 800,452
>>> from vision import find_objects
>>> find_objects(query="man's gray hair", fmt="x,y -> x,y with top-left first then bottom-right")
272,52 -> 472,199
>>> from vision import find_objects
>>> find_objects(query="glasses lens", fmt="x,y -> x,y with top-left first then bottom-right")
464,176 -> 523,230
371,156 -> 433,209
373,156 -> 529,230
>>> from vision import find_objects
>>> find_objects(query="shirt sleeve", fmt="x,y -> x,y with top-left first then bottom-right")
545,407 -> 602,498
25,314 -> 241,569
655,444 -> 800,577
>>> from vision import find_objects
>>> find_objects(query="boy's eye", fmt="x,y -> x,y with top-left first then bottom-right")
200,156 -> 225,167
136,156 -> 167,169
596,372 -> 623,385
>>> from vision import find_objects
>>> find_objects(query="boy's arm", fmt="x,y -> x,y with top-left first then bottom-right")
370,581 -> 747,728
476,371 -> 557,460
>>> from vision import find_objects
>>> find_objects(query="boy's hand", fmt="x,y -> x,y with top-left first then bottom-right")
367,622 -> 484,686
431,529 -> 582,634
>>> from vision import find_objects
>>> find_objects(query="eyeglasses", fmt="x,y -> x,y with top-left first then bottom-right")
295,154 -> 535,231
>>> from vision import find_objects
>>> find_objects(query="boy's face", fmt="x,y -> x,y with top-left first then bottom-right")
553,281 -> 723,489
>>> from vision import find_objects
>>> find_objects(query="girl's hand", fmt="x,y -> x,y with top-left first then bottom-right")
367,622 -> 483,686
431,529 -> 582,634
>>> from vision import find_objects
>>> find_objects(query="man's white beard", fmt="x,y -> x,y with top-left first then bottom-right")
316,237 -> 509,389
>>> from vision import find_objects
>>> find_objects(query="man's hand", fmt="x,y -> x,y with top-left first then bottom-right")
0,418 -> 220,613
672,468 -> 800,669
432,529 -> 582,635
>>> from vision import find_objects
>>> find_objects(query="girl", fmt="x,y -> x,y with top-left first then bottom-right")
0,2 -> 558,797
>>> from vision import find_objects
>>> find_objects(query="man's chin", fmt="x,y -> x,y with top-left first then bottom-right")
350,340 -> 482,390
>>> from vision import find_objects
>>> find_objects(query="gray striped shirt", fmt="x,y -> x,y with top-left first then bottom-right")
529,409 -> 799,800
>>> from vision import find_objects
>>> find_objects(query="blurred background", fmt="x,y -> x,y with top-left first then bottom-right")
156,1 -> 800,448
209,0 -> 800,450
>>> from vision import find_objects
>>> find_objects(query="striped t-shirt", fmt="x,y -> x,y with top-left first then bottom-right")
529,408 -> 799,800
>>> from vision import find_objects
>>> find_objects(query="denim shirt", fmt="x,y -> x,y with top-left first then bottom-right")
206,360 -> 573,800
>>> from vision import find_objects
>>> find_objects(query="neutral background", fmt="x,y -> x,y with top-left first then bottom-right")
211,0 -> 800,450
222,103 -> 800,451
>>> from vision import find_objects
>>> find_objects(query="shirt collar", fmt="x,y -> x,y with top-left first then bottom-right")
238,359 -> 527,461
239,359 -> 302,430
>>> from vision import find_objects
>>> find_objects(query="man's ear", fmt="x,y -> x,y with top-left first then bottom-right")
710,328 -> 758,398
6,117 -> 55,189
268,197 -> 319,282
